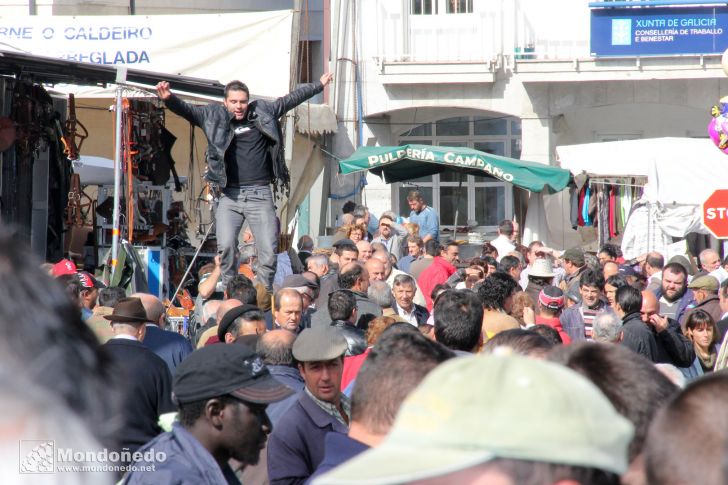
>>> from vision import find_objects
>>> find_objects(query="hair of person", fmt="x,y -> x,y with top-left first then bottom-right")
646,252 -> 665,270
345,223 -> 367,239
498,219 -> 514,236
685,309 -> 719,347
335,243 -> 359,257
479,255 -> 498,269
529,324 -> 563,345
256,331 -> 296,366
605,274 -> 629,290
98,286 -> 126,307
579,268 -> 605,290
443,239 -> 459,250
350,330 -> 454,434
549,341 -> 678,461
592,313 -> 623,343
392,273 -> 416,290
721,278 -> 728,299
228,309 -> 264,338
424,239 -> 440,257
57,274 -> 82,303
0,236 -> 118,447
474,458 -> 621,485
338,263 -> 365,290
178,394 -> 238,427
406,189 -> 424,202
510,291 -> 536,326
352,204 -> 368,219
528,240 -> 544,251
663,262 -> 687,279
499,255 -> 521,274
307,253 -> 329,269
238,244 -> 257,264
297,235 -> 314,251
433,290 -> 483,352
274,288 -> 302,312
364,315 -> 399,346
226,274 -> 253,297
229,285 -> 257,306
368,280 -> 394,309
224,80 -> 249,99
481,242 -> 498,258
406,235 -> 424,247
616,285 -> 642,314
371,242 -> 387,255
342,200 -> 356,214
645,372 -> 728,485
476,272 -> 518,310
430,283 -> 451,304
328,290 -> 357,321
513,245 -> 528,265
598,244 -> 620,259
481,329 -> 554,358
378,214 -> 394,225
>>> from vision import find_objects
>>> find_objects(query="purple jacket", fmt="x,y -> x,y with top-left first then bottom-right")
267,391 -> 348,485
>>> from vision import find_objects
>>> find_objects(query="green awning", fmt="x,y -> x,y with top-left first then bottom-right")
338,144 -> 571,193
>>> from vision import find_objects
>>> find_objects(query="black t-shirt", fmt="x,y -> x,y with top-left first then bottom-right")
225,119 -> 272,186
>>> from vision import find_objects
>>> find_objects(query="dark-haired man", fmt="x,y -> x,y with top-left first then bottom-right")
655,262 -> 695,323
156,74 -> 333,291
614,286 -> 658,361
433,289 -> 483,354
407,190 -> 439,243
560,268 -> 614,341
328,290 -> 367,356
490,220 -> 515,262
124,344 -> 293,484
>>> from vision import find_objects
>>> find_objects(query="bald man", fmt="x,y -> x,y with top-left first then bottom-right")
372,250 -> 427,308
356,240 -> 373,262
603,261 -> 619,280
196,298 -> 244,349
699,249 -> 722,274
132,292 -> 193,373
256,330 -> 304,425
365,258 -> 386,282
639,290 -> 695,367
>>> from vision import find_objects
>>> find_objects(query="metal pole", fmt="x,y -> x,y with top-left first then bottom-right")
111,80 -> 124,279
166,221 -> 215,315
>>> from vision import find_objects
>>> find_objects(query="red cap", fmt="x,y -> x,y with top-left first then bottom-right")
52,259 -> 77,277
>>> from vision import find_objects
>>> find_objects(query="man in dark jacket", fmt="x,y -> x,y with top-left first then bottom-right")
640,290 -> 695,367
124,343 -> 293,485
103,298 -> 175,459
133,292 -> 193,374
392,273 -> 429,327
156,73 -> 333,290
328,290 -> 367,356
616,287 -> 659,362
267,325 -> 350,484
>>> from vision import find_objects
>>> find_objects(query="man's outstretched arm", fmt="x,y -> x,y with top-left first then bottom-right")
156,81 -> 207,127
269,72 -> 334,119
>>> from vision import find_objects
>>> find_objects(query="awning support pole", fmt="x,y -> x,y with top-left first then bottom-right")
111,68 -> 126,281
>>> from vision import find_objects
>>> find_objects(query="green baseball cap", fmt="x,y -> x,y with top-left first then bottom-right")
313,354 -> 633,484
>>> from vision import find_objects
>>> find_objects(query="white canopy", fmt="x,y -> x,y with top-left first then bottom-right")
556,137 -> 726,206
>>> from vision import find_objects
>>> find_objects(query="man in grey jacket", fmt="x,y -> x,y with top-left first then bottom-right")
156,73 -> 333,290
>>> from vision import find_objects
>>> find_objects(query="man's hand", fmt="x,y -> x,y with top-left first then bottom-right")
214,255 -> 221,268
649,314 -> 669,333
156,81 -> 172,101
320,72 -> 334,86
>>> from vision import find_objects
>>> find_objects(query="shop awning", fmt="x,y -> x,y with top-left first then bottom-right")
339,144 -> 571,193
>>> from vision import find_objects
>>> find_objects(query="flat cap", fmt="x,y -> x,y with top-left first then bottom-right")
332,238 -> 357,248
688,275 -> 719,292
562,248 -> 585,266
218,304 -> 261,342
293,325 -> 348,362
282,274 -> 319,289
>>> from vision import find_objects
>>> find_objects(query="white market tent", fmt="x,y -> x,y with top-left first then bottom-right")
556,137 -> 728,257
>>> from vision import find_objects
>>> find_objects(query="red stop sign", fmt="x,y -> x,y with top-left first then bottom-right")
703,190 -> 728,239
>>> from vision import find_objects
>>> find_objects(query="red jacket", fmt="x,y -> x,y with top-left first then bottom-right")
418,257 -> 457,311
535,314 -> 572,344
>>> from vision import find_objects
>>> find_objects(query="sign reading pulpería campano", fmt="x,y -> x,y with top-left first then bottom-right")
703,190 -> 728,239
591,6 -> 728,57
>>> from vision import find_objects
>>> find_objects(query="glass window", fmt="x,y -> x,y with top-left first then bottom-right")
474,141 -> 505,156
474,186 -> 505,226
440,170 -> 467,183
399,185 -> 433,217
440,186 -> 468,226
445,0 -> 473,13
435,117 -> 469,136
412,0 -> 436,15
511,138 -> 522,159
402,123 -> 432,137
474,117 -> 507,135
510,120 -> 522,135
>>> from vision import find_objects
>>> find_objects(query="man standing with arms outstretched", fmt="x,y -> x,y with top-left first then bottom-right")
156,73 -> 333,290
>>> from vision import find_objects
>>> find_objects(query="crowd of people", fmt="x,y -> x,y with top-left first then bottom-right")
12,186 -> 728,484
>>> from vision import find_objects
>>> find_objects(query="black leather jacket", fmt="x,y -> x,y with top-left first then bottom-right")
164,81 -> 324,197
330,320 -> 368,357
